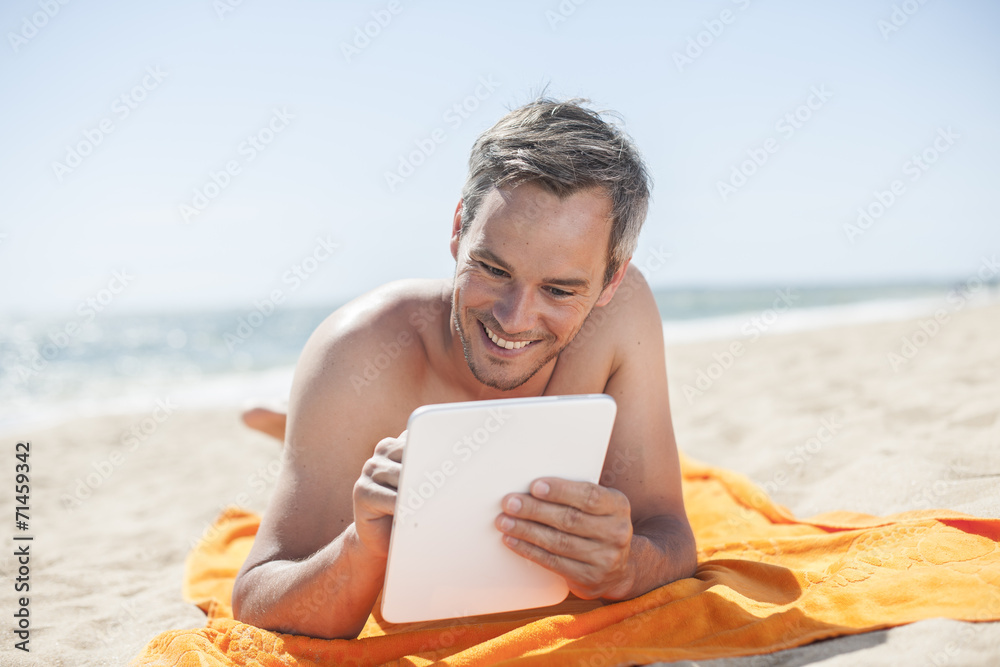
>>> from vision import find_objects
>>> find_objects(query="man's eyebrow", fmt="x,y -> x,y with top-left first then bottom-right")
472,247 -> 511,271
472,247 -> 591,290
544,275 -> 590,289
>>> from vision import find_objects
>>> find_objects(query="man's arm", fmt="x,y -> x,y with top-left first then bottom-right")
231,292 -> 420,638
496,267 -> 697,599
231,436 -> 401,639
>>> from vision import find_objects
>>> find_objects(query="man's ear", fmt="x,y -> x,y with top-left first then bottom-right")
595,259 -> 631,307
449,200 -> 463,260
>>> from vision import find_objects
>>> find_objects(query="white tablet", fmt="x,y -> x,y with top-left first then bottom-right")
380,394 -> 617,624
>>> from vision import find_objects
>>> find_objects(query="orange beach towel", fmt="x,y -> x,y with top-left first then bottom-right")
133,456 -> 1000,665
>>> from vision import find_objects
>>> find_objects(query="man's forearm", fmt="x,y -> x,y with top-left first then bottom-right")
232,524 -> 386,639
606,514 -> 697,601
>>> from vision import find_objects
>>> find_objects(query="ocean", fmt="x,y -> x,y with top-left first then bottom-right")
2,282 -> 996,432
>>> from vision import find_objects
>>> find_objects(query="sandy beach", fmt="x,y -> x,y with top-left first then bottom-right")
2,302 -> 998,666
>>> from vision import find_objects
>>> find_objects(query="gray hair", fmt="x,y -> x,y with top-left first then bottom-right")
460,97 -> 651,286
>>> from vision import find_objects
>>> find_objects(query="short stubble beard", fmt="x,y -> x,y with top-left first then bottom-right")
452,296 -> 573,392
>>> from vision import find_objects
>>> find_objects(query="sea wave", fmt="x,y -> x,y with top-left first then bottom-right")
2,284 -> 996,432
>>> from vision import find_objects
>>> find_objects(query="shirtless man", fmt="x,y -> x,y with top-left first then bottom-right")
231,98 -> 697,639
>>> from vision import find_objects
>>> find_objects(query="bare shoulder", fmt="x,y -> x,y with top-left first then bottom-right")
295,278 -> 448,399
604,264 -> 664,348
557,264 -> 680,522
561,264 -> 664,375
599,266 -> 681,522
244,279 -> 448,565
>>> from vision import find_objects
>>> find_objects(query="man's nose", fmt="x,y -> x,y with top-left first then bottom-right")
493,284 -> 536,335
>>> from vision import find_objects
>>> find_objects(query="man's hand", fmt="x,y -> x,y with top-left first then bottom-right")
495,478 -> 635,600
352,432 -> 405,559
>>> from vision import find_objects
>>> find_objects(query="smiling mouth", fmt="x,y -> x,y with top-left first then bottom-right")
482,322 -> 535,350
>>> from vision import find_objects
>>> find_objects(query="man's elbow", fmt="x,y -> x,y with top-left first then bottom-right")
644,513 -> 699,587
230,566 -> 286,634
675,528 -> 698,581
230,567 -> 364,640
230,569 -> 260,627
667,515 -> 698,581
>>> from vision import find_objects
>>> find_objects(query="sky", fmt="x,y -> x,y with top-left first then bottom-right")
1,0 -> 998,317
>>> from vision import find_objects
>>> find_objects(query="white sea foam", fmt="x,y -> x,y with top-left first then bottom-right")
662,291 -> 999,345
0,365 -> 294,434
3,288 -> 997,433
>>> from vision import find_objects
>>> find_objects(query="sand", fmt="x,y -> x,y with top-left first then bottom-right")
1,303 -> 998,666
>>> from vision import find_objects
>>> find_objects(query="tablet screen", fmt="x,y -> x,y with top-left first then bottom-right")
381,394 -> 616,623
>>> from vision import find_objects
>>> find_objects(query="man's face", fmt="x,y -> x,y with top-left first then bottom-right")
450,181 -> 619,391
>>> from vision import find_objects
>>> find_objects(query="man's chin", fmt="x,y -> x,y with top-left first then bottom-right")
466,360 -> 534,392
467,345 -> 562,392
473,376 -> 526,392
456,310 -> 559,391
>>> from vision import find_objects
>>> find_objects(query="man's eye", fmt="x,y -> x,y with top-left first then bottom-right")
480,262 -> 507,278
547,287 -> 572,298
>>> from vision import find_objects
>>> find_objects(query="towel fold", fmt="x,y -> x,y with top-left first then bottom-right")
132,455 -> 1000,666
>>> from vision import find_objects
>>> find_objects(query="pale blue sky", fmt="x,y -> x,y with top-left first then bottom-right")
1,0 -> 998,316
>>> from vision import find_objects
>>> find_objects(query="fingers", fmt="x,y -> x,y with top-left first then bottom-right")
529,478 -> 629,517
496,497 -> 632,556
497,514 -> 604,560
500,480 -> 630,541
494,479 -> 634,598
354,475 -> 398,515
366,432 -> 407,488
500,535 -> 594,585
373,432 -> 406,463
362,454 -> 400,490
352,433 -> 409,559
496,520 -> 630,599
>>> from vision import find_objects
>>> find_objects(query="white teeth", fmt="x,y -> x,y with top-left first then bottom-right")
483,324 -> 533,350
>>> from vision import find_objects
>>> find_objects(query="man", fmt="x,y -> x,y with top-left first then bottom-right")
231,98 -> 697,639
